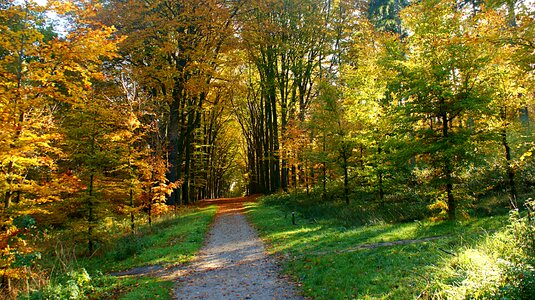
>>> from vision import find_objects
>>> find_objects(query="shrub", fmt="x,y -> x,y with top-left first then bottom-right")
432,199 -> 535,299
24,268 -> 92,300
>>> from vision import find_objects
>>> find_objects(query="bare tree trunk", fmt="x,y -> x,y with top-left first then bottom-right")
442,110 -> 455,220
343,155 -> 349,205
322,133 -> 327,199
502,129 -> 518,208
88,173 -> 95,254
130,188 -> 134,232
378,144 -> 384,203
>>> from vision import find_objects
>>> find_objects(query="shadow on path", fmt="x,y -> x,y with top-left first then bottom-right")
173,195 -> 304,300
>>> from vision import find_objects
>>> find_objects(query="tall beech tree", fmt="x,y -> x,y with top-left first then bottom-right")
53,1 -> 123,254
102,0 -> 242,205
343,19 -> 400,203
399,0 -> 513,220
483,0 -> 534,208
310,82 -> 356,204
0,0 -> 55,211
0,1 -> 57,290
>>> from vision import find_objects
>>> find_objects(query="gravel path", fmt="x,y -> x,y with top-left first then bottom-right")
174,197 -> 304,300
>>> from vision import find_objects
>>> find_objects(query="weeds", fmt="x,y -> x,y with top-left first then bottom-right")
110,234 -> 148,261
22,268 -> 91,300
263,191 -> 430,226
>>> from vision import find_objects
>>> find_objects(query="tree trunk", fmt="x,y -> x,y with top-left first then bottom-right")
4,191 -> 12,210
322,133 -> 327,199
147,184 -> 152,226
130,188 -> 134,232
182,131 -> 192,204
272,95 -> 281,192
167,89 -> 183,207
88,173 -> 94,254
343,154 -> 349,205
442,110 -> 455,220
502,129 -> 517,208
445,163 -> 455,221
378,144 -> 384,203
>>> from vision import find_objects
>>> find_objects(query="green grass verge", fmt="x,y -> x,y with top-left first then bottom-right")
90,275 -> 174,299
25,205 -> 217,300
245,198 -> 522,299
93,206 -> 218,272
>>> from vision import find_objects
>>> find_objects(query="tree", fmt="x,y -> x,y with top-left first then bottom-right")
308,82 -> 356,204
399,0 -> 510,220
343,18 -> 400,203
238,0 -> 350,193
0,0 -> 57,211
101,0 -> 242,204
1,0 -> 121,290
367,0 -> 408,34
43,0 -> 122,254
481,4 -> 534,207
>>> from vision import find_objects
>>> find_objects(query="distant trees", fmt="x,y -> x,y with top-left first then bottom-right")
237,0 -> 356,194
233,0 -> 533,222
234,0 -> 533,222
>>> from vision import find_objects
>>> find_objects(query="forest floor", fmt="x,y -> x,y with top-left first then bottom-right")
171,196 -> 304,300
99,194 -> 518,299
244,195 -> 518,299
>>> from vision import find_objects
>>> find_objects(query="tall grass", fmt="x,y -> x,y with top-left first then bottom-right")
431,200 -> 535,299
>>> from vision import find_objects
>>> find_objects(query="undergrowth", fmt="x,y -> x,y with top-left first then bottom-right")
17,205 -> 216,300
431,199 -> 535,299
262,190 -> 430,226
246,193 -> 533,299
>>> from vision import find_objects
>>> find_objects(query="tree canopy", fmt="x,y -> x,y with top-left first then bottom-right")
1,0 -> 533,296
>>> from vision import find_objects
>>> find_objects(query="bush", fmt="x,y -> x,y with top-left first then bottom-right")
432,199 -> 535,299
24,268 -> 92,300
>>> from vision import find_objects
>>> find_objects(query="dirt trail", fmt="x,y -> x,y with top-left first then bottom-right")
173,196 -> 304,300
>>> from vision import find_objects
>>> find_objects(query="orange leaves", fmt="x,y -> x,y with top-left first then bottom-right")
43,27 -> 122,101
1,2 -> 124,291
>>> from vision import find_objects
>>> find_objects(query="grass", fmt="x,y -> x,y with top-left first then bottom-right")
92,206 -> 217,272
89,275 -> 174,299
244,195 -> 532,299
24,205 -> 217,300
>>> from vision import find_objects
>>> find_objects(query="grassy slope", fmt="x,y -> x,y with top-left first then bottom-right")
32,205 -> 218,300
245,200 -> 508,299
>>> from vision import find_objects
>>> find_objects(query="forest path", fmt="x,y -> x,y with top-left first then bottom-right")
173,196 -> 304,300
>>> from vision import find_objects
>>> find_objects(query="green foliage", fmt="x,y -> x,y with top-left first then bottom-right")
12,251 -> 41,268
85,205 -> 217,272
23,205 -> 216,299
246,196 -> 509,299
13,215 -> 37,230
110,234 -> 148,261
431,200 -> 535,299
24,268 -> 91,300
